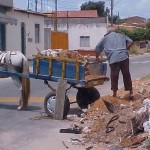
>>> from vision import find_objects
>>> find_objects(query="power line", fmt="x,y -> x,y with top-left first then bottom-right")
114,0 -> 123,6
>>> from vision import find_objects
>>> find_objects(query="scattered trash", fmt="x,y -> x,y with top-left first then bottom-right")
80,79 -> 150,149
102,99 -> 115,113
82,126 -> 91,134
67,137 -> 84,145
106,115 -> 119,133
59,79 -> 150,149
60,124 -> 82,134
67,114 -> 78,121
120,133 -> 148,148
62,141 -> 69,149
120,104 -> 127,110
86,146 -> 93,150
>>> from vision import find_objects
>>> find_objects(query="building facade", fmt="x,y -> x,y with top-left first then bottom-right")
7,9 -> 45,58
45,10 -> 107,50
0,0 -> 46,59
0,0 -> 16,51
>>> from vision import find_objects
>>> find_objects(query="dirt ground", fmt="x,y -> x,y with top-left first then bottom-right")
74,78 -> 150,150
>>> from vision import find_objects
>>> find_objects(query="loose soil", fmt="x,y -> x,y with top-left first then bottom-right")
81,79 -> 150,149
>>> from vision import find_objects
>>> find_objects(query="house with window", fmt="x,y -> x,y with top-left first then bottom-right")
44,10 -> 107,51
8,9 -> 45,58
121,16 -> 147,27
0,0 -> 17,51
0,0 -> 46,59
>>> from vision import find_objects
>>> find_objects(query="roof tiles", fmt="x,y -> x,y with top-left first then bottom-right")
45,10 -> 98,18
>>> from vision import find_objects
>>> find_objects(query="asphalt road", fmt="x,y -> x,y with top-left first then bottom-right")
0,53 -> 150,150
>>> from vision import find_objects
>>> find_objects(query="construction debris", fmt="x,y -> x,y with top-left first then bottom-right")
75,79 -> 150,149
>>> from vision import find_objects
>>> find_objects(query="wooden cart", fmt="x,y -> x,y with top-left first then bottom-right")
0,54 -> 109,119
29,55 -> 109,119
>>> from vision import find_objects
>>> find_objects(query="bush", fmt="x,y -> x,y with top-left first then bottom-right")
116,28 -> 148,42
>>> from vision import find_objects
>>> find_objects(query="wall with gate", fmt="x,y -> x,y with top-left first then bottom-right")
51,31 -> 68,50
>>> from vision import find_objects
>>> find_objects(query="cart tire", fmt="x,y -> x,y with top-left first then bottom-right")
44,91 -> 70,118
76,87 -> 100,109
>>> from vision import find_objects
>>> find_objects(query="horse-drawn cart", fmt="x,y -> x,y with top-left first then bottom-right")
0,51 -> 109,119
29,54 -> 109,119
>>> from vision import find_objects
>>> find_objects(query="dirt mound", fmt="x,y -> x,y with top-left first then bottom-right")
82,79 -> 150,148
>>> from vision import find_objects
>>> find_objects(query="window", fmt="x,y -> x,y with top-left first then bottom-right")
35,24 -> 40,43
80,36 -> 90,47
0,23 -> 6,51
0,6 -> 6,14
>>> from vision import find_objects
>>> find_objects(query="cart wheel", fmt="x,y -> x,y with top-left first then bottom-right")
76,87 -> 100,109
44,91 -> 70,118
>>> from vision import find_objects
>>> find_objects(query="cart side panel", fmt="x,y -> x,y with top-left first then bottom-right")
32,58 -> 85,80
88,62 -> 107,76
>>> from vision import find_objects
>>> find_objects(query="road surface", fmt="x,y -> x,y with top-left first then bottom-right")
0,53 -> 150,150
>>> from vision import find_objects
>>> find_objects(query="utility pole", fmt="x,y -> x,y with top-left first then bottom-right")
111,0 -> 114,27
35,0 -> 38,12
54,0 -> 57,31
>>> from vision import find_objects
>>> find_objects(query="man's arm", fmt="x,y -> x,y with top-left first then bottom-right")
126,36 -> 133,50
95,38 -> 105,62
127,41 -> 133,49
96,52 -> 101,62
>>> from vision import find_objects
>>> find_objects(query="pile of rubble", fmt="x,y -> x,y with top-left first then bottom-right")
37,49 -> 86,61
80,79 -> 150,149
66,79 -> 150,149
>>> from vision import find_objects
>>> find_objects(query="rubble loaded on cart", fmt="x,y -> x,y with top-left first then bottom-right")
30,49 -> 109,119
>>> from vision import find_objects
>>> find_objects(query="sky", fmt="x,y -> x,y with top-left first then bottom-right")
13,0 -> 150,19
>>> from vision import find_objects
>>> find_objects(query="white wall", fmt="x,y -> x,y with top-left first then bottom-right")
68,24 -> 107,50
46,19 -> 107,50
6,10 -> 45,59
0,0 -> 13,7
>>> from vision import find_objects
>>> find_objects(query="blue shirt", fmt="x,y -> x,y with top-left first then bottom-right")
95,31 -> 133,64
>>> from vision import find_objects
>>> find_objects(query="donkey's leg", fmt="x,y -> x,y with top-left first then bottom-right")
11,76 -> 25,110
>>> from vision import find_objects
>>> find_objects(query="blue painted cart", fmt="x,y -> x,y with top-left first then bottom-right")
0,54 -> 109,118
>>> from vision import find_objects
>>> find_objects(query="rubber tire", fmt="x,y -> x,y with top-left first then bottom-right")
76,87 -> 100,109
44,91 -> 70,118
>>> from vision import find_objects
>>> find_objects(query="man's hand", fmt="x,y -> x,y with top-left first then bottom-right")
127,41 -> 133,50
96,52 -> 101,63
96,57 -> 100,63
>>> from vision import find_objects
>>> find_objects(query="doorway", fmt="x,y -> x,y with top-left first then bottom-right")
0,23 -> 6,51
21,22 -> 26,55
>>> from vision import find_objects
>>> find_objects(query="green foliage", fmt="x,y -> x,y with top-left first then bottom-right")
147,20 -> 150,28
145,28 -> 150,40
116,28 -> 130,36
116,28 -> 149,41
80,1 -> 107,17
108,15 -> 120,24
80,1 -> 120,23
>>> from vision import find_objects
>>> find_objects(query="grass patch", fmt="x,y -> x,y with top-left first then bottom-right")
140,74 -> 150,81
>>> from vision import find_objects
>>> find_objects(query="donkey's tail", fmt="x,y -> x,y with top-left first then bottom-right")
21,56 -> 30,108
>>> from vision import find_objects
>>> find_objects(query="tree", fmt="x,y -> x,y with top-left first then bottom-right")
80,1 -> 120,24
109,15 -> 119,24
146,20 -> 150,28
80,1 -> 108,17
116,28 -> 147,41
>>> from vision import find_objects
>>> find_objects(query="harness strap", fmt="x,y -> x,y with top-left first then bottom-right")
9,51 -> 17,65
0,51 -> 18,68
0,52 -> 7,64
